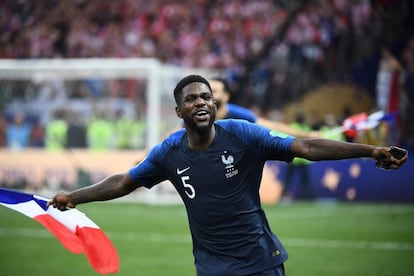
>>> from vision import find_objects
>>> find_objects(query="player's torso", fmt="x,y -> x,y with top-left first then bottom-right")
165,127 -> 262,209
159,123 -> 288,275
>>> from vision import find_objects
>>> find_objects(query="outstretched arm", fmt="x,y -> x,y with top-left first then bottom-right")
290,138 -> 408,169
47,173 -> 137,211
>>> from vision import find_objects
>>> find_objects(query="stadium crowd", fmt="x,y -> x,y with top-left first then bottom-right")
0,0 -> 413,151
0,0 -> 374,67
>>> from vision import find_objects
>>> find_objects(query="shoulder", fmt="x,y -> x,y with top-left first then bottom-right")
149,129 -> 185,159
162,128 -> 185,150
226,103 -> 257,123
217,119 -> 297,142
165,128 -> 186,144
216,119 -> 295,159
216,118 -> 248,128
216,119 -> 263,136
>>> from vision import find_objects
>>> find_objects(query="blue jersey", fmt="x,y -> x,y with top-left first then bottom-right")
226,103 -> 257,123
129,119 -> 295,275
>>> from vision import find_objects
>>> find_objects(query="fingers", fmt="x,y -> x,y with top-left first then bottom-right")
46,198 -> 57,208
374,146 -> 408,170
389,153 -> 408,170
47,193 -> 74,211
390,147 -> 408,168
47,199 -> 66,211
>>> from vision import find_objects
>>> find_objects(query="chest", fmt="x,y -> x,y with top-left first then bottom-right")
166,144 -> 256,201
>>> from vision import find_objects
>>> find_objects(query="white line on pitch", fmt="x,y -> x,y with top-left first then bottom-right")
1,227 -> 414,251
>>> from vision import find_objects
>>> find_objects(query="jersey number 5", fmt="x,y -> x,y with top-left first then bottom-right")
180,176 -> 195,199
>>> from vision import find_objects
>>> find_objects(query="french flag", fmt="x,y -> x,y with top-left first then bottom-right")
0,188 -> 119,274
323,110 -> 398,139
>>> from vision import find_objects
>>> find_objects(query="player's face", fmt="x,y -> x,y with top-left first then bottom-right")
176,82 -> 217,133
209,80 -> 229,111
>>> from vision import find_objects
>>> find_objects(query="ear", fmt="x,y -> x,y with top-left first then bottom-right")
175,106 -> 182,118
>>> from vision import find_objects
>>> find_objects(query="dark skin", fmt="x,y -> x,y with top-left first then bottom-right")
48,81 -> 408,211
175,82 -> 217,150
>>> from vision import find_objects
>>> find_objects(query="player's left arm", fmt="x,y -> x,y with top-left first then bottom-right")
290,138 -> 408,169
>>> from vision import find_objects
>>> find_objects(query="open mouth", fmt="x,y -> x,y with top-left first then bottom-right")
194,110 -> 209,121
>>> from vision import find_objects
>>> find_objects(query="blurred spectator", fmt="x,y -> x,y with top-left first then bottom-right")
376,47 -> 404,145
30,118 -> 45,148
376,47 -> 404,113
113,109 -> 146,150
82,78 -> 105,98
281,111 -> 314,202
66,111 -> 87,149
87,111 -> 114,151
6,111 -> 31,150
320,113 -> 345,141
33,77 -> 68,125
45,109 -> 68,151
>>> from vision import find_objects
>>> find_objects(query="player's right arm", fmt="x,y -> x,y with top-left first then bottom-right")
47,173 -> 137,211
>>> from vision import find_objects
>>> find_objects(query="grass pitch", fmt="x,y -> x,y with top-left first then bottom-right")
1,201 -> 413,276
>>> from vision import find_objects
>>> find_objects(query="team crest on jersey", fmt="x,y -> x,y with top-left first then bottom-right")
221,151 -> 238,178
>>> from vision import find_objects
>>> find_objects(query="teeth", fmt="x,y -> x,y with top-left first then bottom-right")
196,111 -> 208,115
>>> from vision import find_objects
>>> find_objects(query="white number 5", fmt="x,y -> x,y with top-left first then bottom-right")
181,176 -> 195,199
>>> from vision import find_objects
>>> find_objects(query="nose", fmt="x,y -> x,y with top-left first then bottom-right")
194,96 -> 206,106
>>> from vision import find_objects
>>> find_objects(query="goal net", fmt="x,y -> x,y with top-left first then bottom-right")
0,58 -> 217,204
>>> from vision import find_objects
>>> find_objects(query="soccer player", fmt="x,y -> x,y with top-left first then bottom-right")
48,75 -> 407,276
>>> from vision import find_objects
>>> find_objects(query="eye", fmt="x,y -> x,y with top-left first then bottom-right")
184,95 -> 196,103
202,93 -> 213,100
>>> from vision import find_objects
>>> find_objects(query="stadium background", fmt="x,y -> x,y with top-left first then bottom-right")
1,1 -> 414,275
0,0 -> 413,203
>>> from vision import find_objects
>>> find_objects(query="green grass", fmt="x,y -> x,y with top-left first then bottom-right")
1,202 -> 414,276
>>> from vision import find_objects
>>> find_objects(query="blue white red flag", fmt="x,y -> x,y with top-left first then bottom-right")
0,188 -> 119,274
323,110 -> 398,138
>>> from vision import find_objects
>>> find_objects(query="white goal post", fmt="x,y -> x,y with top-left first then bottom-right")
0,58 -> 217,148
0,58 -> 217,204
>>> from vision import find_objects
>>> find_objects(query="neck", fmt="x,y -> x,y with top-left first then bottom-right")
186,125 -> 216,151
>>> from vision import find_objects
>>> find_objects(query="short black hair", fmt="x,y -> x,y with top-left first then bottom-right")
173,74 -> 212,105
